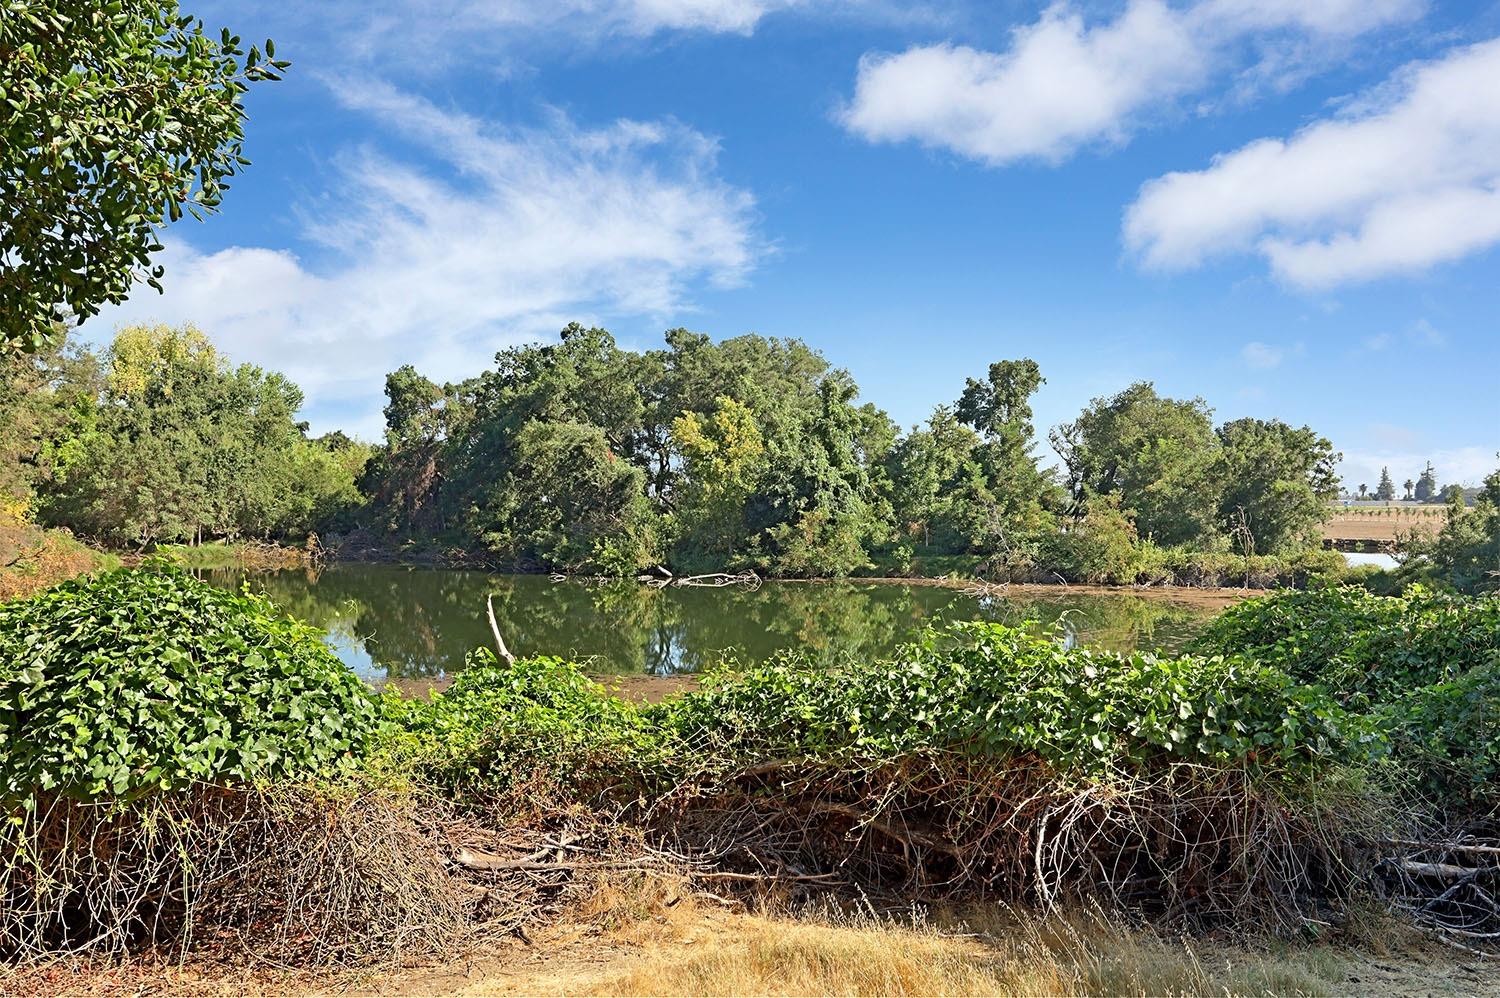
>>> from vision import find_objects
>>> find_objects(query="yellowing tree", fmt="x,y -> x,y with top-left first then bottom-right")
105,323 -> 219,399
672,396 -> 765,566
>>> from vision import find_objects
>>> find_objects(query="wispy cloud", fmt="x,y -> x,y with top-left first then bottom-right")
211,0 -> 938,76
344,0 -> 812,51
89,84 -> 761,437
1239,340 -> 1284,369
1359,319 -> 1447,353
1125,38 -> 1500,288
838,0 -> 1422,166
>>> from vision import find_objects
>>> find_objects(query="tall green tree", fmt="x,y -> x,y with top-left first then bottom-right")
1415,461 -> 1438,502
1376,467 -> 1396,501
1213,418 -> 1340,554
762,372 -> 890,576
360,364 -> 452,535
477,421 -> 659,575
671,396 -> 766,566
1051,382 -> 1219,546
955,359 -> 1043,459
885,406 -> 982,549
939,358 -> 1057,560
1,2 -> 287,355
0,338 -> 100,502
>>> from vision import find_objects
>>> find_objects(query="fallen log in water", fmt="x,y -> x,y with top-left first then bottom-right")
640,571 -> 761,589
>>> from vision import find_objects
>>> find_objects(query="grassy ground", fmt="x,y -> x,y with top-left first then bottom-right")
154,540 -> 312,571
12,886 -> 1496,997
0,513 -> 117,601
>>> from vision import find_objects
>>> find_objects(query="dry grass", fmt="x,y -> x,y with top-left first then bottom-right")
585,903 -> 1348,998
0,517 -> 114,601
0,785 -> 472,964
1323,508 -> 1447,543
9,874 -> 1498,997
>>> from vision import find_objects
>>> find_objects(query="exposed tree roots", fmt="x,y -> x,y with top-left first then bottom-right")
0,785 -> 471,964
640,756 -> 1370,930
3,760 -> 1491,965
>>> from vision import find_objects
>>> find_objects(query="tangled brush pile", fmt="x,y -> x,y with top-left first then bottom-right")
391,619 -> 1389,925
2,570 -> 1493,961
0,567 -> 466,960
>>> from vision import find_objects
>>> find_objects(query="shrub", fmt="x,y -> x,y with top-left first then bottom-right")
1193,585 -> 1500,812
381,651 -> 664,808
1383,658 -> 1500,807
384,623 -> 1382,922
1191,585 -> 1500,705
409,623 -> 1377,803
0,566 -> 381,800
663,621 -> 1375,777
1036,494 -> 1140,584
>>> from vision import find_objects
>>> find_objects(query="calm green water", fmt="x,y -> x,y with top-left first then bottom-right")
204,565 -> 1217,680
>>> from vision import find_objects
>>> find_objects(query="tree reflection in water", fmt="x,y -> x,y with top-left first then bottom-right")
198,565 -> 1215,681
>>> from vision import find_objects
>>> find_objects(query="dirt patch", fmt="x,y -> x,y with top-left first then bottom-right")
1324,508 -> 1448,543
0,519 -> 113,601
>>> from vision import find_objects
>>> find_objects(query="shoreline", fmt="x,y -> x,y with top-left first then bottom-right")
102,539 -> 1279,612
242,541 -> 1270,607
776,574 -> 1254,609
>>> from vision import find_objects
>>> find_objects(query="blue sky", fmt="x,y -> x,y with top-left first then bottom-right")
94,0 -> 1500,490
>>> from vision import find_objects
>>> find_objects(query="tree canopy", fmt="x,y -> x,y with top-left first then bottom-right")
6,324 -> 368,547
1376,467 -> 1396,501
0,2 -> 286,355
2,322 -> 1351,578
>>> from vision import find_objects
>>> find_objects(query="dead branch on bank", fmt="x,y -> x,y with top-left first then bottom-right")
485,594 -> 516,666
1372,830 -> 1500,954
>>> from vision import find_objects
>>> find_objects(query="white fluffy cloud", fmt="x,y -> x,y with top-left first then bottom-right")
89,84 -> 760,437
839,0 -> 1422,165
1124,39 -> 1500,288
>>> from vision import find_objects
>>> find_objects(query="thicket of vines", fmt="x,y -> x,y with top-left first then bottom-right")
0,568 -> 1495,961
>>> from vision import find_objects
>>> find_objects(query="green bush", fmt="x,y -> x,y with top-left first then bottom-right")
392,623 -> 1377,813
380,651 -> 663,802
662,621 -> 1374,776
1036,494 -> 1139,584
0,567 -> 381,800
1382,658 -> 1500,806
1191,585 -> 1500,704
1193,585 -> 1500,810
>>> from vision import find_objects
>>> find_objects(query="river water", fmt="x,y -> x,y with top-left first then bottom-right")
205,565 -> 1220,681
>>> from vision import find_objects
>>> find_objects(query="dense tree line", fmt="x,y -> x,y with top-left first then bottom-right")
0,324 -> 368,548
358,323 -> 1346,577
0,321 -> 1380,577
